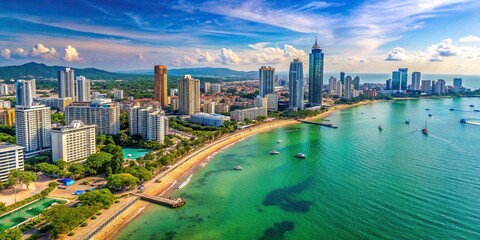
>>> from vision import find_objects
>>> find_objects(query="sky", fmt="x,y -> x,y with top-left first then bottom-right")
1,0 -> 480,74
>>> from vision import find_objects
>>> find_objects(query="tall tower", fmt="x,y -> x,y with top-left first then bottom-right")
288,58 -> 304,110
259,66 -> 275,97
344,76 -> 353,100
308,37 -> 324,106
58,68 -> 76,100
392,71 -> 401,90
398,68 -> 408,90
75,76 -> 91,102
412,72 -> 421,91
178,75 -> 200,115
154,65 -> 168,107
16,79 -> 36,107
15,105 -> 52,157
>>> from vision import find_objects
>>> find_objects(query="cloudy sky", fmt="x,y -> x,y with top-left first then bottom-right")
1,0 -> 479,74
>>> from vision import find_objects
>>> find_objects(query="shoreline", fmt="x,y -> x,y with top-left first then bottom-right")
93,100 -> 380,240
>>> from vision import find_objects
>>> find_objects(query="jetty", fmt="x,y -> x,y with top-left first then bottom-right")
132,193 -> 186,208
297,120 -> 339,128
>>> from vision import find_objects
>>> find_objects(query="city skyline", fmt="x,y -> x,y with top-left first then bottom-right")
0,0 -> 479,74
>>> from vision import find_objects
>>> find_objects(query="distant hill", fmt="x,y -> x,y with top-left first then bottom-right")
118,67 -> 258,78
0,62 -> 128,80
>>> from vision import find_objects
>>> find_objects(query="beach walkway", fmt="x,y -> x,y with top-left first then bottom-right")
131,193 -> 186,208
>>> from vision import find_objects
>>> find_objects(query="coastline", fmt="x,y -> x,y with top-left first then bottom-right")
93,100 -> 380,240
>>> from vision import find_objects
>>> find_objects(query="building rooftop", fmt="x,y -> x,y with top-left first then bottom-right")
0,142 -> 24,150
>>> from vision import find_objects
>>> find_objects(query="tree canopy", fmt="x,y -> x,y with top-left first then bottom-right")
107,173 -> 139,190
78,189 -> 116,208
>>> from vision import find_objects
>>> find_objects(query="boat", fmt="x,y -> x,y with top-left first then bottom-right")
295,153 -> 306,159
425,108 -> 430,111
277,139 -> 283,143
469,105 -> 474,107
422,120 -> 428,135
428,114 -> 432,117
449,108 -> 455,111
460,119 -> 467,123
372,117 -> 376,119
233,166 -> 243,170
378,125 -> 383,131
270,150 -> 280,155
177,174 -> 193,189
474,110 -> 480,112
405,119 -> 410,124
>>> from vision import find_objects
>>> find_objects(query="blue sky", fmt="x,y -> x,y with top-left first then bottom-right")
1,0 -> 480,73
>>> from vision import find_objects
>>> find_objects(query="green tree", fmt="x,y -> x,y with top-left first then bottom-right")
36,162 -> 60,175
120,111 -> 129,130
51,112 -> 65,124
124,166 -> 153,182
96,134 -> 107,146
55,160 -> 67,171
102,144 -> 124,173
9,170 -> 37,190
78,189 -> 116,208
0,124 -> 15,135
85,152 -> 113,174
68,163 -> 85,179
107,173 -> 139,190
0,228 -> 22,240
0,202 -> 6,212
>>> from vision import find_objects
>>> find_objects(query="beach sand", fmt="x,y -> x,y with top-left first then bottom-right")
93,100 -> 379,240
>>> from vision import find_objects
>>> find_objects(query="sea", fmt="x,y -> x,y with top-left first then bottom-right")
115,97 -> 480,240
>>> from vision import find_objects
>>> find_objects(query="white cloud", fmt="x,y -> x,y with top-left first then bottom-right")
249,43 -> 308,64
218,48 -> 241,65
64,45 -> 81,62
173,48 -> 242,66
1,49 -> 11,59
428,38 -> 459,62
459,35 -> 480,43
12,48 -> 28,58
137,53 -> 145,61
385,47 -> 407,61
30,43 -> 57,59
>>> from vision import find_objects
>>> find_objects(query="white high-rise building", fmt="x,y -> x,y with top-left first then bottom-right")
50,121 -> 96,163
336,80 -> 343,97
129,106 -> 168,143
0,143 -> 24,182
0,84 -> 10,95
58,68 -> 75,100
266,93 -> 278,112
15,105 -> 52,157
178,75 -> 200,115
75,76 -> 91,102
344,76 -> 353,100
16,79 -> 36,107
65,102 -> 120,135
328,76 -> 337,95
288,58 -> 304,110
230,107 -> 267,122
210,83 -> 222,93
412,72 -> 421,91
114,90 -> 124,100
254,96 -> 268,108
259,66 -> 275,97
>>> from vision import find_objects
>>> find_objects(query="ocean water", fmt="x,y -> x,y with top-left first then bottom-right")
116,98 -> 480,240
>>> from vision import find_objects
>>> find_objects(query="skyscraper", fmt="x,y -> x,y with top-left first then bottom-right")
412,72 -> 421,91
308,37 -> 324,106
75,76 -> 91,102
16,79 -> 35,107
15,105 -> 51,157
129,106 -> 168,143
288,58 -> 304,110
178,75 -> 200,115
353,76 -> 360,90
453,78 -> 462,87
328,76 -> 337,95
344,76 -> 353,100
259,66 -> 275,97
340,72 -> 345,85
58,68 -> 76,100
398,68 -> 408,90
392,71 -> 401,90
154,65 -> 168,107
65,101 -> 120,135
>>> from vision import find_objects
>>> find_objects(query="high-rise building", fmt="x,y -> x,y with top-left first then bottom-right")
254,96 -> 268,108
412,72 -> 421,91
154,65 -> 168,107
0,84 -> 11,95
169,88 -> 178,97
35,97 -> 73,111
340,72 -> 345,85
15,105 -> 51,157
0,143 -> 24,182
65,101 -> 120,135
203,82 -> 211,93
392,71 -> 401,90
114,90 -> 124,100
308,37 -> 324,106
0,108 -> 15,126
353,76 -> 360,90
210,83 -> 222,93
58,68 -> 76,100
50,121 -> 96,163
75,76 -> 91,102
453,78 -> 462,87
386,79 -> 392,90
16,79 -> 36,107
328,76 -> 337,95
288,58 -> 304,110
129,106 -> 167,143
398,68 -> 408,90
259,66 -> 275,97
421,80 -> 432,93
344,76 -> 353,100
178,75 -> 200,115
266,93 -> 278,112
204,102 -> 216,114
230,107 -> 267,122
434,79 -> 446,95
336,80 -> 343,97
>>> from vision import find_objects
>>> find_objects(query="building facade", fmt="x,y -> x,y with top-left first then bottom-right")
15,105 -> 52,157
189,113 -> 230,127
0,143 -> 24,182
412,72 -> 421,91
344,76 -> 353,100
58,68 -> 76,100
230,107 -> 267,122
114,89 -> 124,100
0,108 -> 15,126
65,101 -> 120,135
308,38 -> 324,106
154,65 -> 168,107
266,93 -> 278,112
16,79 -> 36,107
178,75 -> 200,115
289,58 -> 304,110
129,106 -> 168,143
50,121 -> 96,163
35,97 -> 73,111
259,66 -> 275,97
421,80 -> 432,93
398,68 -> 408,90
75,75 -> 91,102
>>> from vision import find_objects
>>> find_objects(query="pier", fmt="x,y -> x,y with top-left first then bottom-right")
297,120 -> 339,128
132,193 -> 186,208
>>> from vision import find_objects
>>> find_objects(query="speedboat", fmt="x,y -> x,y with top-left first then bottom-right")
233,166 -> 243,170
378,125 -> 383,131
474,110 -> 480,112
428,114 -> 432,117
425,108 -> 430,111
270,150 -> 280,155
449,108 -> 455,111
277,140 -> 283,143
295,153 -> 306,159
460,119 -> 467,123
469,105 -> 474,107
405,119 -> 410,124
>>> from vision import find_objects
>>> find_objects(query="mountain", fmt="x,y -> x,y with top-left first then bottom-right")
119,67 -> 258,78
0,62 -> 128,80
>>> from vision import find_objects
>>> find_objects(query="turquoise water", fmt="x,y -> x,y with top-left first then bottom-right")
122,148 -> 150,160
0,198 -> 64,230
116,98 -> 480,240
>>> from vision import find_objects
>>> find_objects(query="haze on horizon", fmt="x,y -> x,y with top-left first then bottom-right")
0,0 -> 479,74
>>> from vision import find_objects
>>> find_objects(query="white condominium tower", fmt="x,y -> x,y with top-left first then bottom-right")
129,106 -> 168,143
15,105 -> 52,157
75,75 -> 91,102
0,143 -> 25,182
50,121 -> 96,163
65,101 -> 120,135
58,68 -> 76,100
16,79 -> 36,107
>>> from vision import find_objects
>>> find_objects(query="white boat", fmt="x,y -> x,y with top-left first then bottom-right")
277,139 -> 283,143
177,174 -> 193,189
270,150 -> 280,155
233,166 -> 243,170
295,153 -> 306,159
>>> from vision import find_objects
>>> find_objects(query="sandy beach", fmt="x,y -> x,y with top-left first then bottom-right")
93,100 -> 380,240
